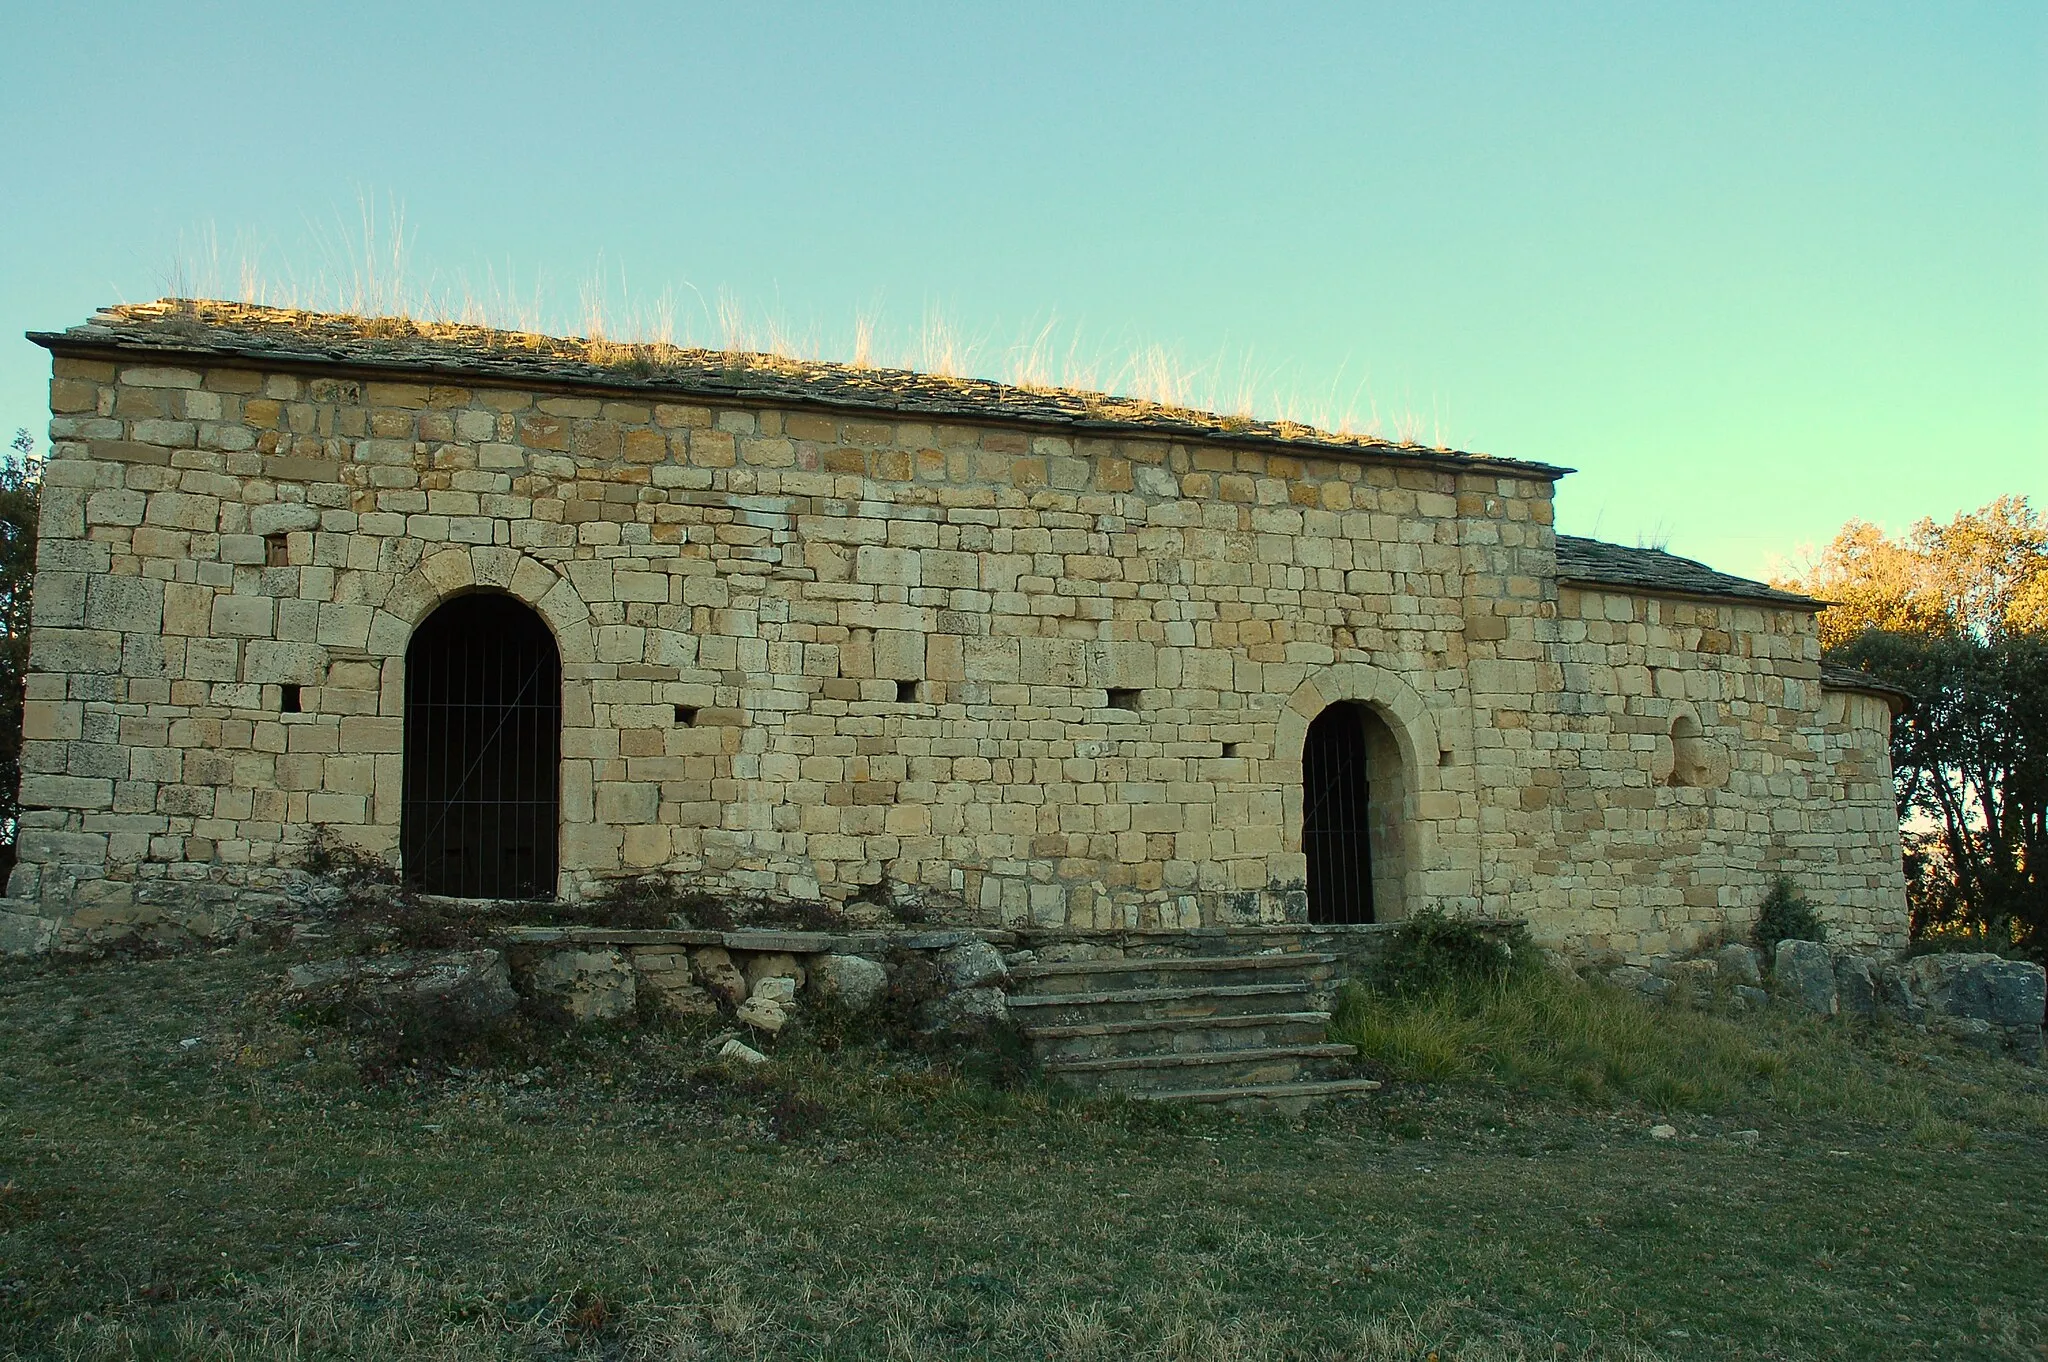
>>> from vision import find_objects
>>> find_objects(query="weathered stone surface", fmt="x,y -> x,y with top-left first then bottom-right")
736,995 -> 789,1033
718,1038 -> 768,1065
1733,984 -> 1770,1009
528,948 -> 636,1022
0,906 -> 61,956
1774,940 -> 1837,1016
689,946 -> 748,1008
1943,959 -> 2046,1028
286,949 -> 516,1023
749,974 -> 797,1005
742,950 -> 806,993
809,953 -> 889,1013
916,985 -> 1009,1035
937,939 -> 1008,991
1713,943 -> 1762,986
1833,954 -> 1877,1017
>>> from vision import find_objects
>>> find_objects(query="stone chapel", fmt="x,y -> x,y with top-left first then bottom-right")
0,302 -> 1911,960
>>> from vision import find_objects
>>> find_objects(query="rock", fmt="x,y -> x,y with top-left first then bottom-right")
750,974 -> 797,1005
285,949 -> 517,1026
1773,940 -> 1837,1016
1606,965 -> 1654,992
735,995 -> 789,1034
1944,959 -> 2046,1028
936,939 -> 1009,991
809,953 -> 888,1013
1667,959 -> 1718,993
1904,952 -> 2003,1012
1649,1124 -> 1677,1139
528,948 -> 637,1022
629,949 -> 721,1017
1713,943 -> 1762,986
742,951 -> 806,993
1733,984 -> 1770,1009
718,1038 -> 768,1065
689,946 -> 748,1008
1833,954 -> 1878,1018
916,985 -> 1009,1036
1875,966 -> 1921,1022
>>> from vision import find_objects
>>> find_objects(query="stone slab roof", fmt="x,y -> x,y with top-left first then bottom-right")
1818,662 -> 1914,706
31,301 -> 1570,482
1555,534 -> 1819,609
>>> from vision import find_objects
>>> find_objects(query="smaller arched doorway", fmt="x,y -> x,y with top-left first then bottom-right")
402,593 -> 562,899
1303,701 -> 1409,924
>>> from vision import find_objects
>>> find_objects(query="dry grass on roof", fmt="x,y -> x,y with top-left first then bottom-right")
59,299 -> 1560,474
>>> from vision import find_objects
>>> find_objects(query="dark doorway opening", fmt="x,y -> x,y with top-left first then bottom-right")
1304,702 -> 1375,924
402,593 -> 561,899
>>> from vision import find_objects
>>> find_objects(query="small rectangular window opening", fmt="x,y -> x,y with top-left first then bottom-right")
896,679 -> 920,703
264,534 -> 290,567
673,705 -> 699,727
1106,688 -> 1141,712
280,684 -> 302,714
1221,742 -> 1240,757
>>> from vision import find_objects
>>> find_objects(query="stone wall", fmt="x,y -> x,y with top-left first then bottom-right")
3,345 -> 1910,959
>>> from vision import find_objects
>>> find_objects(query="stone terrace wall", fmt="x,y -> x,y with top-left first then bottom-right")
10,353 -> 1560,945
1521,585 -> 1908,957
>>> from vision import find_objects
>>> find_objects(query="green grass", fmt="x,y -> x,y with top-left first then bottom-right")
1330,966 -> 2048,1130
2,948 -> 2046,1359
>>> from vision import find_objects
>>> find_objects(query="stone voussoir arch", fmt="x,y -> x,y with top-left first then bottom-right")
1273,663 -> 1444,921
1274,664 -> 1443,800
366,546 -> 596,666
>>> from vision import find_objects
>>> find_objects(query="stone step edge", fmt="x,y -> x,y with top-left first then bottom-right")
1021,1010 -> 1331,1040
1018,921 -> 1523,940
1012,952 -> 1337,979
1044,1042 -> 1358,1074
497,925 -> 1015,953
1127,1077 -> 1386,1104
1008,981 -> 1316,1010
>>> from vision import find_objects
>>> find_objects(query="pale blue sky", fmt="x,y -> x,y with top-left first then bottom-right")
2,2 -> 2040,579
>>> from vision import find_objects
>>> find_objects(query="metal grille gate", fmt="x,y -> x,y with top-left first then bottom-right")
402,594 -> 561,899
1303,702 -> 1374,924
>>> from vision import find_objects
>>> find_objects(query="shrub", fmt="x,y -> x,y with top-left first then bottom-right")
1371,907 -> 1532,997
1753,877 -> 1825,951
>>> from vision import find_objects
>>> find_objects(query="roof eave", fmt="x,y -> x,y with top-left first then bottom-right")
1554,575 -> 1824,613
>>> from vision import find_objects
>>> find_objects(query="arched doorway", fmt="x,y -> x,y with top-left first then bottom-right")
402,593 -> 561,898
1303,701 -> 1408,924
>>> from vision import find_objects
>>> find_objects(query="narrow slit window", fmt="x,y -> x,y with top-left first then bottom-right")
280,683 -> 302,714
264,534 -> 290,567
1106,688 -> 1141,712
896,679 -> 920,703
673,704 -> 698,726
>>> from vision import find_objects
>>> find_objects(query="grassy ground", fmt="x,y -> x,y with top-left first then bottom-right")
2,948 -> 2045,1360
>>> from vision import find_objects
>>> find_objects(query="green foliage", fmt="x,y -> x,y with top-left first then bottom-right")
1834,628 -> 2048,952
0,436 -> 37,863
1370,906 -> 1533,997
1752,876 -> 1824,951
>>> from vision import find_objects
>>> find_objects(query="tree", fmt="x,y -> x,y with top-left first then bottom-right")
1779,497 -> 2048,951
0,430 -> 38,869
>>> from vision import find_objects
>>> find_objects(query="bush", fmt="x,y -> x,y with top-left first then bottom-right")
1753,877 -> 1825,951
1371,907 -> 1532,997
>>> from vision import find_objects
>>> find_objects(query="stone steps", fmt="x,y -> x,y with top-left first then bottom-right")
1042,1043 -> 1362,1094
1024,1010 -> 1334,1063
1010,948 -> 1373,1108
1010,952 -> 1337,994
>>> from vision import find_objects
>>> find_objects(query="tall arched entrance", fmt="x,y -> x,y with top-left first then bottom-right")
402,593 -> 561,899
1303,701 -> 1408,924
